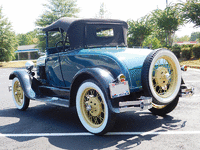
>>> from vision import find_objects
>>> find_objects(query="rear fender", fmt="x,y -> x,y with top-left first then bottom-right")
9,70 -> 36,100
71,68 -> 120,113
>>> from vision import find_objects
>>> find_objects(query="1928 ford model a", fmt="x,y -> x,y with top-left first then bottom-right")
9,17 -> 193,135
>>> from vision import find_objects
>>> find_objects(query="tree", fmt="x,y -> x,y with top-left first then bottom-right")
0,6 -> 17,62
190,32 -> 200,41
127,16 -> 152,47
95,3 -> 111,19
175,35 -> 190,42
142,35 -> 162,49
35,0 -> 80,51
182,0 -> 200,27
35,0 -> 80,27
151,4 -> 184,47
16,29 -> 39,46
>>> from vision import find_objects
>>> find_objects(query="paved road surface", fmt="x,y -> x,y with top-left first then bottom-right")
0,68 -> 199,150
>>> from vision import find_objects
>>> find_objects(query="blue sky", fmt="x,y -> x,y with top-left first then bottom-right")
1,0 -> 200,37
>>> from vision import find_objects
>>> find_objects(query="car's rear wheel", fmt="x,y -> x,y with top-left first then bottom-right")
76,79 -> 115,135
150,96 -> 179,116
142,49 -> 181,115
12,77 -> 30,110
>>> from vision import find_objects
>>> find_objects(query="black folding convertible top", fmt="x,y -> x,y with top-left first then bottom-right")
43,17 -> 79,32
43,17 -> 128,50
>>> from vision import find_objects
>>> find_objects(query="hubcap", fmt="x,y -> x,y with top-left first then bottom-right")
80,88 -> 105,128
155,67 -> 170,87
152,56 -> 178,98
13,80 -> 24,106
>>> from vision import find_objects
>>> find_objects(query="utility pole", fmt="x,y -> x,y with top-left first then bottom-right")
166,0 -> 168,46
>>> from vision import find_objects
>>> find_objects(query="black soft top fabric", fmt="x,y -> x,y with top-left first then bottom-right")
43,17 -> 128,50
43,17 -> 128,32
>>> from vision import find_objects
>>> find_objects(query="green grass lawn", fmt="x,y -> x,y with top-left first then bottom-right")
0,60 -> 37,68
179,59 -> 200,67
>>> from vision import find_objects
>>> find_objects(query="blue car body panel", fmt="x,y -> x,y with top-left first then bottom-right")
46,53 -> 66,87
49,47 -> 153,92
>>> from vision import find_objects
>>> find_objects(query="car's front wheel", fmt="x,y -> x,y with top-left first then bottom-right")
76,79 -> 115,135
12,77 -> 30,110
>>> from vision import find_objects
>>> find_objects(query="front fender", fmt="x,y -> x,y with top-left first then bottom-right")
9,70 -> 36,100
71,67 -> 120,113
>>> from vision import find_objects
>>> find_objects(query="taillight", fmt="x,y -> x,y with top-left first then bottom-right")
117,74 -> 126,82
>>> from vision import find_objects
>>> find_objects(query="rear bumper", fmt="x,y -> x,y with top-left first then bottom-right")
119,96 -> 152,112
180,85 -> 194,97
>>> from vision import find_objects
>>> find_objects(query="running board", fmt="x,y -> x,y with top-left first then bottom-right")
34,97 -> 70,107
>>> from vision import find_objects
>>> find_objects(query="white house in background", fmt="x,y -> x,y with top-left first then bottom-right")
15,45 -> 39,60
175,41 -> 198,45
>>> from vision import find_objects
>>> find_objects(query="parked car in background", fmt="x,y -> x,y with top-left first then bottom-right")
9,18 -> 194,135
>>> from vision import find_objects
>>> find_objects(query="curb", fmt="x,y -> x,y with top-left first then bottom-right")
182,65 -> 200,69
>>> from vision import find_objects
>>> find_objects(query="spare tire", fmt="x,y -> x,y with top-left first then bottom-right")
141,49 -> 181,105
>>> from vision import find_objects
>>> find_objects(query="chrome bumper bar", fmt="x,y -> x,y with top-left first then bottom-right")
180,85 -> 194,97
119,96 -> 152,113
8,86 -> 12,92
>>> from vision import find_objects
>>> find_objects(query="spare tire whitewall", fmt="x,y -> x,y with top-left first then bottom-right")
142,49 -> 181,105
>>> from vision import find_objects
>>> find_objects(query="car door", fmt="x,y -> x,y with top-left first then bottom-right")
45,47 -> 66,87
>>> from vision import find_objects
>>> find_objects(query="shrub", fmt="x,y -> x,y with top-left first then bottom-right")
172,44 -> 181,58
193,44 -> 200,58
142,36 -> 162,49
181,47 -> 192,60
172,49 -> 181,58
181,44 -> 190,48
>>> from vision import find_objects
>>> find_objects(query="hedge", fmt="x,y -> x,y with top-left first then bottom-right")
171,44 -> 181,58
193,44 -> 200,59
181,47 -> 192,60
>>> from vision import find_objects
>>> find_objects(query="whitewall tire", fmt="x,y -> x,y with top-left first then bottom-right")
142,49 -> 181,105
12,77 -> 30,110
76,79 -> 115,135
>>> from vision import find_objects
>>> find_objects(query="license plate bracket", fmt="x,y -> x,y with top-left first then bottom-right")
109,81 -> 130,98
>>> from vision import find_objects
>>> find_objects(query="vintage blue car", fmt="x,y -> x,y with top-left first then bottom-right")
9,17 -> 193,135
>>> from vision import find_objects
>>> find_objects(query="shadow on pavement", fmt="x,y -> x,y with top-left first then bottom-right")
0,104 -> 187,150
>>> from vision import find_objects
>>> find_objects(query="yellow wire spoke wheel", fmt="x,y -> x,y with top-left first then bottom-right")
152,56 -> 178,99
142,49 -> 181,116
12,77 -> 30,110
80,88 -> 105,128
13,80 -> 24,106
142,49 -> 181,105
76,80 -> 115,135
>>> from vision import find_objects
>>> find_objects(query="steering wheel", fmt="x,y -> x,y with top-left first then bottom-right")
55,41 -> 64,52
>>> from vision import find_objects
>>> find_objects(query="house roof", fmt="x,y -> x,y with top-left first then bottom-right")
15,45 -> 39,53
176,41 -> 198,45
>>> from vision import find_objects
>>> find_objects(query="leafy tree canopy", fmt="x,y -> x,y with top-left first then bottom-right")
190,32 -> 200,41
16,29 -> 39,46
95,3 -> 111,19
151,4 -> 184,46
127,16 -> 152,47
35,0 -> 80,27
0,6 -> 17,62
182,0 -> 200,27
35,0 -> 80,51
142,35 -> 162,49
